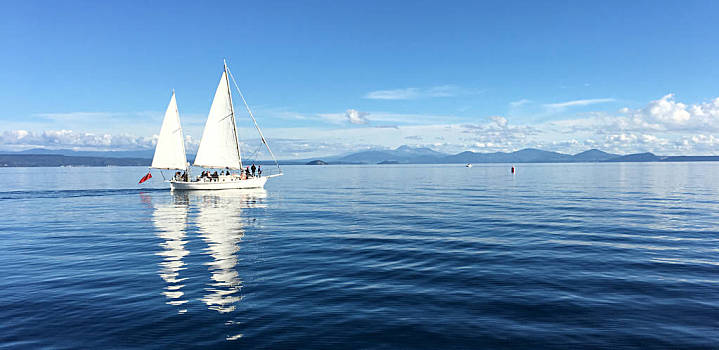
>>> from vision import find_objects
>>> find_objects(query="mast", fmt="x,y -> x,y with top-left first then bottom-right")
225,59 -> 243,171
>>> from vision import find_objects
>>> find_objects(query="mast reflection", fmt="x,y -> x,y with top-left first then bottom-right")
192,189 -> 267,313
151,192 -> 191,313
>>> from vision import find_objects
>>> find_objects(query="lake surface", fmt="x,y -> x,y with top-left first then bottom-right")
1,163 -> 718,349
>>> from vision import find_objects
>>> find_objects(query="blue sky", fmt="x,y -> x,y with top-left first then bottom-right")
2,0 -> 719,157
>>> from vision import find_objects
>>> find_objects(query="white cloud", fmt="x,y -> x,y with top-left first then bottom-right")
510,99 -> 531,107
363,85 -> 480,100
0,129 -> 169,151
345,109 -> 369,124
623,94 -> 719,131
534,94 -> 719,154
544,98 -> 616,109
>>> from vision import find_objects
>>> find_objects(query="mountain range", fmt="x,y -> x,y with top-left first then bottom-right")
318,146 -> 719,164
321,147 -> 671,164
1,146 -> 719,167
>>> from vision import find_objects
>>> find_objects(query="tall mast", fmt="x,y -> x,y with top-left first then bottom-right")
224,59 -> 243,170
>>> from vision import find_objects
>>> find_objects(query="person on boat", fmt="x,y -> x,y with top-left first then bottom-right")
246,166 -> 251,178
251,164 -> 256,176
258,166 -> 262,177
181,171 -> 188,182
212,171 -> 219,181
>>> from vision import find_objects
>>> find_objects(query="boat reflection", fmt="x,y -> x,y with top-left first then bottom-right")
151,192 -> 191,313
192,189 -> 267,313
150,189 -> 267,316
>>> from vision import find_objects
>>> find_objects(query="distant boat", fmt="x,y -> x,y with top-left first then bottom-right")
149,60 -> 281,191
466,163 -> 472,168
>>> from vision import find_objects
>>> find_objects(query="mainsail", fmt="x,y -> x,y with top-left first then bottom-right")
151,92 -> 188,170
193,67 -> 243,169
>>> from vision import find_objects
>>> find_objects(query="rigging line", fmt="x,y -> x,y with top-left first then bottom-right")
243,144 -> 263,163
219,112 -> 234,122
226,66 -> 281,173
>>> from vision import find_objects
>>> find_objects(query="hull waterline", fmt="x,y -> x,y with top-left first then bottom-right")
170,176 -> 268,191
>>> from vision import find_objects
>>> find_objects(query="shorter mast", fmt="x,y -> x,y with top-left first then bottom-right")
226,64 -> 282,174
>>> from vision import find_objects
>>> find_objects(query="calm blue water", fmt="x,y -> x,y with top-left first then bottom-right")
1,163 -> 718,349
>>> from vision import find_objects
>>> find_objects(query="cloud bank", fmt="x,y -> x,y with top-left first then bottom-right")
3,94 -> 719,158
0,129 -> 199,152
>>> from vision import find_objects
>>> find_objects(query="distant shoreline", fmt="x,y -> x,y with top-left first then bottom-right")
2,153 -> 719,167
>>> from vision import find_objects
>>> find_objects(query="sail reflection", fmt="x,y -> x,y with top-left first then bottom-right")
151,192 -> 191,313
192,189 -> 267,313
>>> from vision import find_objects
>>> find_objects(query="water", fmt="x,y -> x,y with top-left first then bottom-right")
1,163 -> 718,349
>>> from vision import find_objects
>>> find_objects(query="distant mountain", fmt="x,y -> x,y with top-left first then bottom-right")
14,148 -> 157,159
605,152 -> 661,162
663,156 -> 719,162
3,148 -> 201,162
336,146 -> 447,164
392,145 -> 446,157
573,149 -> 620,162
509,148 -> 575,162
331,146 -> 719,164
0,154 -> 150,167
306,160 -> 328,165
3,146 -> 719,167
442,148 -> 573,163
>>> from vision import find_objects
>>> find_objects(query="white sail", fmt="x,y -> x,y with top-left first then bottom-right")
193,70 -> 242,169
151,92 -> 188,170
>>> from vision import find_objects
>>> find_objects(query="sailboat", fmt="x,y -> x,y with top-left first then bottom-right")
148,61 -> 281,191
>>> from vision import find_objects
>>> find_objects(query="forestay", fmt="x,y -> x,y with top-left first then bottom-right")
193,70 -> 243,169
151,92 -> 188,170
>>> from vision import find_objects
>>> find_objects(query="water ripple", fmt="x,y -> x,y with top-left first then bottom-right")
1,164 -> 719,348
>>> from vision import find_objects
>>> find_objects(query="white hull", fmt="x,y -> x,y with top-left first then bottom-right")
170,176 -> 268,191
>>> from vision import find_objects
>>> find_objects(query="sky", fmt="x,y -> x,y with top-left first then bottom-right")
1,0 -> 719,158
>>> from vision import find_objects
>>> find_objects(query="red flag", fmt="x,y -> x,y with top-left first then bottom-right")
138,171 -> 152,184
